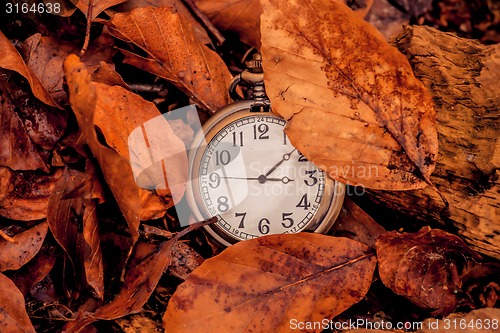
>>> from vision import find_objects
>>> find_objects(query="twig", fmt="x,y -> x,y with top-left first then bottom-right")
0,229 -> 15,242
80,0 -> 93,56
181,0 -> 226,46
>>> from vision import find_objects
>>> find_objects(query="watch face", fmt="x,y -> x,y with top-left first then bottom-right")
196,113 -> 328,243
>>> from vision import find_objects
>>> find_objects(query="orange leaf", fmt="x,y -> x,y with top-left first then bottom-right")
0,222 -> 48,272
0,273 -> 36,333
260,0 -> 438,190
107,6 -> 232,113
0,31 -> 59,108
164,233 -> 376,333
63,55 -> 187,242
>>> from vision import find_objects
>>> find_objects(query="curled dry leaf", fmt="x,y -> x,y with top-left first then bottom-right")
0,168 -> 63,221
107,6 -> 232,113
376,227 -> 483,316
0,31 -> 59,108
164,233 -> 376,333
0,273 -> 36,333
0,221 -> 48,272
47,165 -> 105,299
260,0 -> 438,190
64,55 -> 187,242
21,33 -> 115,105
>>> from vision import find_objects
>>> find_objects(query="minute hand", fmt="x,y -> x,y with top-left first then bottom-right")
264,148 -> 297,177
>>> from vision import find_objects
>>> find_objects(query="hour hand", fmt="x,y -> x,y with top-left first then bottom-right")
263,148 -> 297,177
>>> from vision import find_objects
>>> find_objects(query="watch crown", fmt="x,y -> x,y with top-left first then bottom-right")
246,53 -> 263,73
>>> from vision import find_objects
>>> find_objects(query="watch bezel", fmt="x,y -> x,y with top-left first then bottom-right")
185,101 -> 345,246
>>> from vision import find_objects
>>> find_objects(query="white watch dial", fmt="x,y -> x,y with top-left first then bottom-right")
198,115 -> 325,241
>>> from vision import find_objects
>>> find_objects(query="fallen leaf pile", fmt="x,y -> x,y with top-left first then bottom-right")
0,0 -> 498,332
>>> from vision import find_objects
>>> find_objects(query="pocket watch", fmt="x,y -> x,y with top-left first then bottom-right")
186,54 -> 345,246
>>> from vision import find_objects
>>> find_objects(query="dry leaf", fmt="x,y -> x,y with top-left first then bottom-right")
0,168 -> 62,221
107,6 -> 232,113
195,0 -> 262,48
108,0 -> 212,44
331,197 -> 387,248
91,61 -> 130,89
0,222 -> 48,272
196,0 -> 372,48
376,227 -> 483,315
21,33 -> 115,105
63,220 -> 213,333
71,0 -> 128,19
260,0 -> 438,190
9,243 -> 57,296
0,70 -> 62,172
64,55 -> 186,242
0,31 -> 59,109
0,273 -> 36,333
164,233 -> 376,333
47,165 -> 105,299
168,242 -> 205,280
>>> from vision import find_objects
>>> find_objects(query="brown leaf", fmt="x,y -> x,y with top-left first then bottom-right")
0,222 -> 48,272
63,219 -> 214,333
164,233 -> 376,333
64,55 -> 186,242
21,33 -> 115,105
108,0 -> 212,45
0,168 -> 63,221
376,227 -> 483,316
195,0 -> 262,48
9,243 -> 57,296
71,0 -> 128,19
0,273 -> 36,333
168,242 -> 204,280
47,165 -> 104,299
0,31 -> 59,108
0,71 -> 57,171
331,197 -> 387,248
107,6 -> 232,113
260,0 -> 438,190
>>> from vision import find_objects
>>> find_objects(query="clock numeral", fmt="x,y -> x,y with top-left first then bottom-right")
298,151 -> 307,162
232,131 -> 244,147
215,150 -> 231,165
253,124 -> 269,140
217,196 -> 229,212
235,212 -> 247,228
258,218 -> 270,235
208,172 -> 220,188
304,170 -> 318,186
281,213 -> 294,228
296,194 -> 311,210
